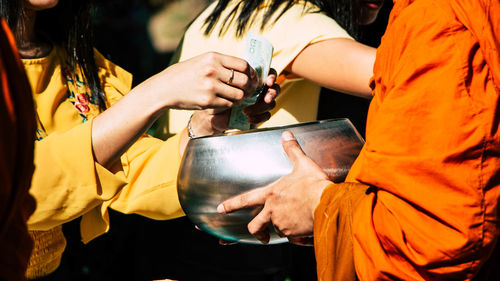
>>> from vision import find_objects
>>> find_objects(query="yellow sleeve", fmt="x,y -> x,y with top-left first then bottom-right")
27,52 -> 133,233
108,132 -> 184,219
29,51 -> 185,243
80,53 -> 186,242
29,124 -> 185,243
28,121 -> 128,230
80,132 -> 185,243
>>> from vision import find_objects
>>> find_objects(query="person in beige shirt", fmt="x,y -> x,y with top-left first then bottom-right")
160,0 -> 383,139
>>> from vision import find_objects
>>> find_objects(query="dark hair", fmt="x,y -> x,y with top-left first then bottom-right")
203,0 -> 360,39
0,0 -> 106,110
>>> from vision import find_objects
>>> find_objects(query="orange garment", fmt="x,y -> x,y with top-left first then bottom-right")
315,0 -> 500,280
0,18 -> 37,281
314,183 -> 368,281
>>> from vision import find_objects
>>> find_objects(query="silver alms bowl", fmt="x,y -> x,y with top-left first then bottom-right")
177,118 -> 364,244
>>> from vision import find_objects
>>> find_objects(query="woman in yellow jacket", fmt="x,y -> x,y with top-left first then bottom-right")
2,0 -> 278,279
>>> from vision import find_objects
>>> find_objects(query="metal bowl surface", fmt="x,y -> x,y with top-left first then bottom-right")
177,118 -> 365,244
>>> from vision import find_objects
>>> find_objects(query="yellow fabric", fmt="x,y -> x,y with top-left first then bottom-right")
164,0 -> 353,137
26,226 -> 66,279
24,46 -> 185,243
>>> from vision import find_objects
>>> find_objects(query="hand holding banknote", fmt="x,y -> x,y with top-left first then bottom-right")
187,33 -> 277,137
229,32 -> 275,130
188,68 -> 279,137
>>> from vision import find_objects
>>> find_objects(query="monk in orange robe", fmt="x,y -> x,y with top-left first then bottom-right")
0,18 -> 37,281
218,0 -> 500,280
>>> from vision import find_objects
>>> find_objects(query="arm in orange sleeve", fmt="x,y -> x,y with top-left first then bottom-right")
347,0 -> 500,280
313,183 -> 370,281
0,17 -> 37,281
451,0 -> 500,87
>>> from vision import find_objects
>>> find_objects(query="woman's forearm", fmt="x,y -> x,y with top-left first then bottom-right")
91,87 -> 166,168
288,38 -> 376,99
91,52 -> 266,169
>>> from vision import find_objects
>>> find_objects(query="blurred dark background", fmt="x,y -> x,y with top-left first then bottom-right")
42,0 -> 393,280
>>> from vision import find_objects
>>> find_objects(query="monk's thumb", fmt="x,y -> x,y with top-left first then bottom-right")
281,131 -> 305,165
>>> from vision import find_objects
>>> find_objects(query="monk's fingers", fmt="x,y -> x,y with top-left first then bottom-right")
273,224 -> 286,238
247,205 -> 272,244
281,131 -> 308,166
217,187 -> 269,214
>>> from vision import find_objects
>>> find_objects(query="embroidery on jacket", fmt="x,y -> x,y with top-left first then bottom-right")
35,65 -> 100,140
62,67 -> 99,123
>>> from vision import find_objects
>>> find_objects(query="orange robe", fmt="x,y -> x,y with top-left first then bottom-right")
0,18 -> 37,281
315,0 -> 500,280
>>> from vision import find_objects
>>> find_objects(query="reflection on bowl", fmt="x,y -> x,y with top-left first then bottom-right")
177,118 -> 365,245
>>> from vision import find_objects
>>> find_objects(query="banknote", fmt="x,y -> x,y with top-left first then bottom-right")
228,32 -> 274,131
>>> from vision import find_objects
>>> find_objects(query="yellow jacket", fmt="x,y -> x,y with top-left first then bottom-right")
25,46 -> 184,243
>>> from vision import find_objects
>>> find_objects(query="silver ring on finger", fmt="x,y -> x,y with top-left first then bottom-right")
228,69 -> 234,84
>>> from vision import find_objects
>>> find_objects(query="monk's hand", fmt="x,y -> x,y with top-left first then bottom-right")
243,68 -> 280,124
217,131 -> 333,244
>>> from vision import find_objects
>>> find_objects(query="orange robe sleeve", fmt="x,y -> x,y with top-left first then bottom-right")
314,183 -> 369,281
0,18 -> 37,281
317,0 -> 500,280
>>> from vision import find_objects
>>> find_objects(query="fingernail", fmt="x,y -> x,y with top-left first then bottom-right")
217,204 -> 226,214
282,131 -> 295,141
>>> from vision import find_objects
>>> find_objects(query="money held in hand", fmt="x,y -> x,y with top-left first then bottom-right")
229,32 -> 274,131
